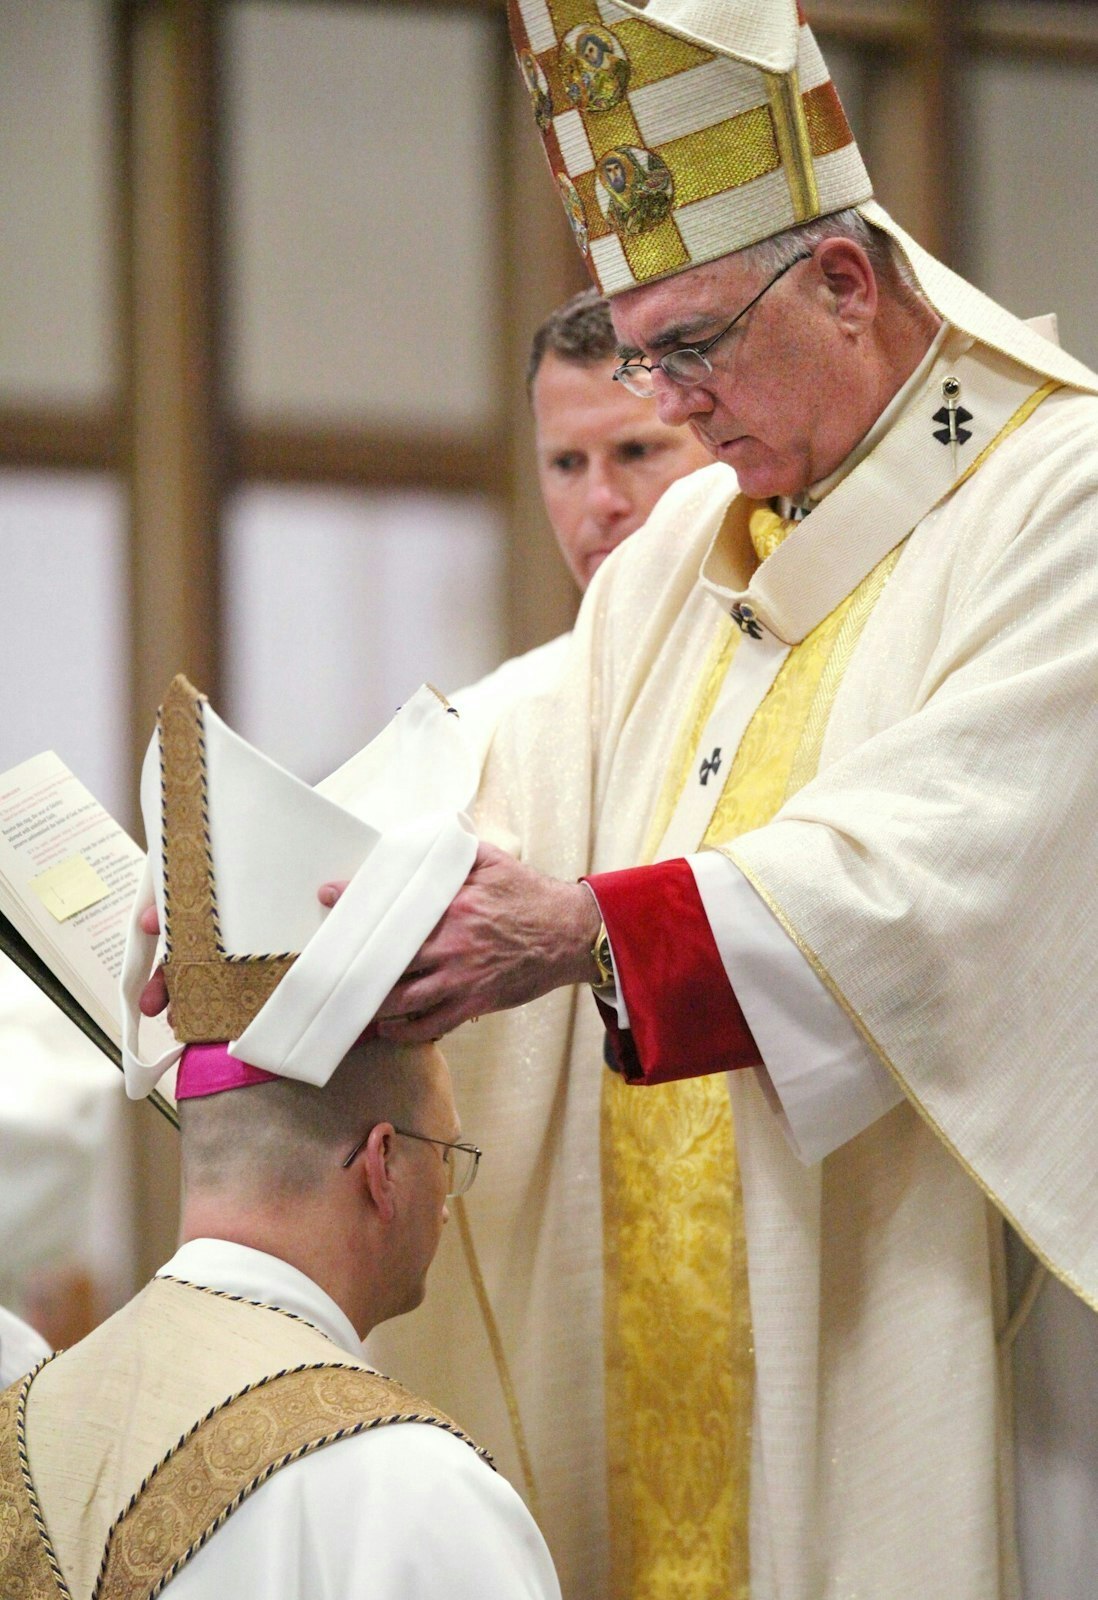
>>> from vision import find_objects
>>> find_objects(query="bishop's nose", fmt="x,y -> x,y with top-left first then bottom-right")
653,371 -> 714,428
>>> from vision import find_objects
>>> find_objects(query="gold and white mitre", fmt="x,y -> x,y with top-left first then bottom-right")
510,0 -> 869,291
119,676 -> 479,1099
509,0 -> 1098,393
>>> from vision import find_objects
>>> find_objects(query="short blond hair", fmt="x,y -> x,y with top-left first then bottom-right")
179,1040 -> 439,1198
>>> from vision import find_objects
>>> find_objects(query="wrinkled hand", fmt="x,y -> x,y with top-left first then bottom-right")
320,841 -> 602,1043
137,903 -> 169,1017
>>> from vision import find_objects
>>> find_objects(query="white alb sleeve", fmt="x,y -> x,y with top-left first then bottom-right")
167,1422 -> 562,1600
688,851 -> 902,1163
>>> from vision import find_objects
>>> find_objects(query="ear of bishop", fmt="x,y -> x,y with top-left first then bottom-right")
120,675 -> 479,1102
509,0 -> 1096,393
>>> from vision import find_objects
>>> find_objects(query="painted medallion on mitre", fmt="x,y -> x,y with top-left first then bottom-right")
557,172 -> 590,255
560,23 -> 630,112
596,145 -> 674,236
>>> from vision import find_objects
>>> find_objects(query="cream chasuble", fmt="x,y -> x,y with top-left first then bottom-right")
6,1275 -> 486,1599
368,331 -> 1098,1599
1,1243 -> 559,1600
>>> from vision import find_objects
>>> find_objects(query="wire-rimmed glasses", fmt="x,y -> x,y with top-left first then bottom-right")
612,252 -> 812,398
341,1125 -> 482,1198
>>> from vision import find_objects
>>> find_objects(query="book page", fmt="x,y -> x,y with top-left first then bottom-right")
0,752 -> 145,1044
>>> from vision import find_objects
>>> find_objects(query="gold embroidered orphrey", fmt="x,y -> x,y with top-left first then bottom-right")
159,673 -> 296,1043
600,503 -> 901,1600
0,1359 -> 491,1600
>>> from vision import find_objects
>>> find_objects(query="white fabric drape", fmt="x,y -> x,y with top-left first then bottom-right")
449,634 -> 572,763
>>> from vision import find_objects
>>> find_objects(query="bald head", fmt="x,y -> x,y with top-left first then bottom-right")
179,1038 -> 447,1202
177,1039 -> 461,1336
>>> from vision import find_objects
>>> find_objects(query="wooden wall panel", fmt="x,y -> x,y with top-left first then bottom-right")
118,0 -> 228,1284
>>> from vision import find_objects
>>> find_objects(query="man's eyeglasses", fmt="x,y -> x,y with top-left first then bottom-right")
341,1125 -> 482,1198
612,252 -> 812,398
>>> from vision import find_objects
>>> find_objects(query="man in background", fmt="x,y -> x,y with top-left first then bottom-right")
368,285 -> 718,1596
450,287 -> 710,750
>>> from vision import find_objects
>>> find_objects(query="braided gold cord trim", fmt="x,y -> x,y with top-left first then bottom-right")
0,1361 -> 72,1599
452,1196 -> 541,1522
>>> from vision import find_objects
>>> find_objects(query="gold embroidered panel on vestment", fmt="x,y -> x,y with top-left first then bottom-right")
706,551 -> 898,843
159,675 -> 298,1043
601,518 -> 905,1600
95,1364 -> 490,1600
602,1067 -> 747,1600
0,1376 -> 70,1600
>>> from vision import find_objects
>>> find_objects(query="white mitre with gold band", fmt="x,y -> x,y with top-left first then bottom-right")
509,0 -> 1098,395
119,676 -> 479,1100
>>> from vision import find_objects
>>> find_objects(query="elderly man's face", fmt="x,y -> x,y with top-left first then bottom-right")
610,244 -> 874,501
533,351 -> 713,589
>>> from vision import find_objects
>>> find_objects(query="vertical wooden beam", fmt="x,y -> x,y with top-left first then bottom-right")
920,0 -> 962,270
120,0 -> 225,745
495,17 -> 590,659
117,0 -> 226,1285
861,2 -> 960,265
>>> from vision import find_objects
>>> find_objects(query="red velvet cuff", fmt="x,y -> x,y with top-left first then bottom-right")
583,858 -> 761,1086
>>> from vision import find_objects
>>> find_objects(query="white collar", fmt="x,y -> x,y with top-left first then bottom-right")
702,327 -> 1049,644
780,320 -> 951,518
157,1238 -> 364,1358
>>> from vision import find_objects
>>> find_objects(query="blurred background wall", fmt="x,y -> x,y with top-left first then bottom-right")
0,0 -> 1096,1327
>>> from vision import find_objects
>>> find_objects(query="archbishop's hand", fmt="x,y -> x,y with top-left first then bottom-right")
137,903 -> 169,1017
320,841 -> 602,1043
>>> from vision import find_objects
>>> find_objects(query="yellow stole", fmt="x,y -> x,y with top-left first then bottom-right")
601,502 -> 905,1600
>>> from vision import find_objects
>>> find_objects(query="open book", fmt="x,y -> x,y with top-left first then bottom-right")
0,752 -> 177,1127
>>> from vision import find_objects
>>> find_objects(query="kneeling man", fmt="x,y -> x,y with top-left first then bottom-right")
0,678 -> 560,1600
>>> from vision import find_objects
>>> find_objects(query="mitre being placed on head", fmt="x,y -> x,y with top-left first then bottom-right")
120,676 -> 479,1101
509,0 -> 1097,393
